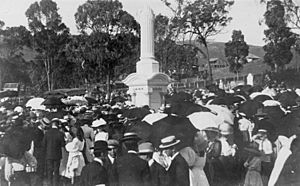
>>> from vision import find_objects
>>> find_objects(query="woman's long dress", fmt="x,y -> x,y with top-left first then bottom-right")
180,146 -> 210,186
64,138 -> 86,182
191,155 -> 210,186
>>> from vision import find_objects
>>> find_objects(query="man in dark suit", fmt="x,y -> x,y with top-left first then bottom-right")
114,132 -> 151,186
159,135 -> 190,186
80,140 -> 109,186
138,142 -> 170,186
32,117 -> 50,185
103,139 -> 119,186
43,118 -> 65,186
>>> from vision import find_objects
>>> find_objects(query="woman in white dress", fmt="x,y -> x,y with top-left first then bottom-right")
64,126 -> 86,185
180,131 -> 210,186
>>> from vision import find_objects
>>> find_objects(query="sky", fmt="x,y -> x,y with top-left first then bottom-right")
0,0 -> 297,46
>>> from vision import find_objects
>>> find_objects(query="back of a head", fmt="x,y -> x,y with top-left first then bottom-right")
123,140 -> 138,151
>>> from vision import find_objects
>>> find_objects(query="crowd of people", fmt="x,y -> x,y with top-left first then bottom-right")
0,81 -> 299,186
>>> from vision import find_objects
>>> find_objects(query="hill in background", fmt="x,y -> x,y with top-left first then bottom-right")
195,41 -> 299,80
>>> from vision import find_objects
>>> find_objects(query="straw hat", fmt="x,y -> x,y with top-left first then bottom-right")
121,132 -> 141,142
107,139 -> 119,149
159,136 -> 180,149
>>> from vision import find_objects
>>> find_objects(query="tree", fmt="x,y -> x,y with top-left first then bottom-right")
263,0 -> 297,72
225,30 -> 249,79
75,0 -> 139,98
162,0 -> 234,82
0,26 -> 32,89
25,0 -> 70,91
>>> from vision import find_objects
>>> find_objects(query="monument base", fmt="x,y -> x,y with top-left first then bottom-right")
123,72 -> 170,111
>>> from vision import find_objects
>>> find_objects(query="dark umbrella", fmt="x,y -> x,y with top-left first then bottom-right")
42,97 -> 65,108
248,85 -> 263,94
85,96 -> 98,104
170,101 -> 210,117
125,120 -> 153,142
150,115 -> 198,149
253,94 -> 273,103
276,91 -> 299,108
238,100 -> 263,118
166,91 -> 193,104
233,85 -> 252,93
122,107 -> 151,120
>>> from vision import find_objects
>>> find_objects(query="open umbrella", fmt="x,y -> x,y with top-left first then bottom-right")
238,100 -> 263,118
85,96 -> 98,104
42,97 -> 65,108
125,120 -> 153,142
142,113 -> 168,125
205,104 -> 234,125
122,107 -> 151,120
170,101 -> 211,117
25,97 -> 46,110
276,91 -> 299,108
61,96 -> 88,106
150,115 -> 198,149
188,112 -> 220,130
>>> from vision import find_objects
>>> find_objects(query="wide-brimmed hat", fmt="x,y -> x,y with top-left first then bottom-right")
91,118 -> 107,128
159,136 -> 180,149
121,132 -> 141,142
94,140 -> 109,153
138,142 -> 154,154
108,139 -> 119,149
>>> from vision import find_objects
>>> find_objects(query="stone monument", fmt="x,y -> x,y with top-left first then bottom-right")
123,3 -> 170,111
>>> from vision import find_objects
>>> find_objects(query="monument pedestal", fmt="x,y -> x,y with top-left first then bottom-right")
123,3 -> 170,111
123,72 -> 170,111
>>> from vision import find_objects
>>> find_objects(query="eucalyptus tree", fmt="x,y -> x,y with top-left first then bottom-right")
263,0 -> 297,72
162,0 -> 234,82
25,0 -> 70,91
74,0 -> 139,97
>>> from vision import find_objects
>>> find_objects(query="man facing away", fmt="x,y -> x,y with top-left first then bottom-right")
43,118 -> 65,186
114,132 -> 151,186
80,140 -> 109,186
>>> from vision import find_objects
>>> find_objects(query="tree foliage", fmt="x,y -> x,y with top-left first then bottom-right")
25,0 -> 70,91
225,30 -> 249,74
154,14 -> 197,79
74,0 -> 140,96
162,0 -> 234,82
0,26 -> 32,88
263,0 -> 297,71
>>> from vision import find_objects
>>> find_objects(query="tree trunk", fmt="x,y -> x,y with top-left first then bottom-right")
205,45 -> 213,83
106,72 -> 111,102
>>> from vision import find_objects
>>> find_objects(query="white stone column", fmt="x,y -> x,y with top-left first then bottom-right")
136,3 -> 159,75
140,6 -> 154,60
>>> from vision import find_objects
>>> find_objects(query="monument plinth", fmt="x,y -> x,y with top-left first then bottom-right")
123,4 -> 170,111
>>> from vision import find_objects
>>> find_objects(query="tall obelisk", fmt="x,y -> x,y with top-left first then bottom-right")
123,1 -> 170,111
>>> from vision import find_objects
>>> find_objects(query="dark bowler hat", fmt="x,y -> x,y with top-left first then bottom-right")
94,140 -> 109,153
121,132 -> 141,142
